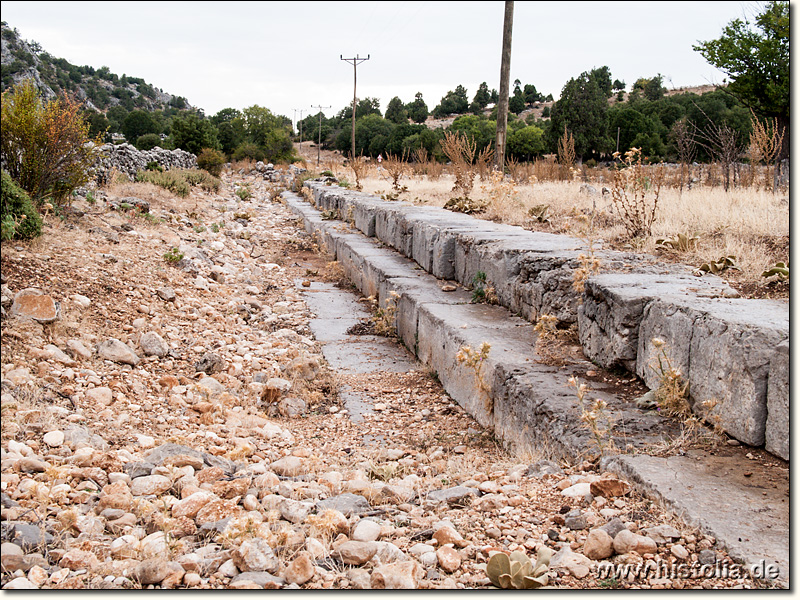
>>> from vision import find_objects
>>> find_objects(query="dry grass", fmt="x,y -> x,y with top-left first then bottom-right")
301,151 -> 786,295
351,168 -> 787,293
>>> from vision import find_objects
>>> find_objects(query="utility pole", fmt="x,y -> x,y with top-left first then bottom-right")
340,54 -> 370,161
494,1 -> 514,172
293,109 -> 304,158
311,104 -> 331,166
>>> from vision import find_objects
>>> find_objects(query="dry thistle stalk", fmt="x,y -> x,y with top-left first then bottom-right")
648,338 -> 691,418
568,376 -> 613,457
382,151 -> 409,192
748,109 -> 785,192
348,156 -> 368,191
609,147 -> 664,239
557,125 -> 576,179
569,210 -> 602,294
440,130 -> 477,200
456,342 -> 492,413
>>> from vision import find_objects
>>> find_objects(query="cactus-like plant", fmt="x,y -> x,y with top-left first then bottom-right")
527,204 -> 550,223
486,547 -> 553,589
655,233 -> 699,252
762,261 -> 789,281
695,255 -> 738,275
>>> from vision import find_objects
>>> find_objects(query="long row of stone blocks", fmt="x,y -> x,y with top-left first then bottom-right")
298,182 -> 789,460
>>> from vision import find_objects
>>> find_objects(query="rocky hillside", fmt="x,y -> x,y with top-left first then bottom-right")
1,21 -> 191,114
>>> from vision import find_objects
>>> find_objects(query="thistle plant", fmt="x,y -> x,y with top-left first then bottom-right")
369,291 -> 400,337
609,147 -> 664,239
456,342 -> 492,413
568,376 -> 613,456
648,338 -> 690,418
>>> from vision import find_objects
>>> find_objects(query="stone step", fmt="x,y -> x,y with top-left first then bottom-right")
302,181 -> 789,461
284,187 -> 789,587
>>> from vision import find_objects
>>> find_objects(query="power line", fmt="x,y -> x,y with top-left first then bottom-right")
340,54 -> 370,160
311,104 -> 331,166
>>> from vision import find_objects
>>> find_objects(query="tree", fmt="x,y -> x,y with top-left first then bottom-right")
433,85 -> 469,118
693,0 -> 789,156
523,84 -> 542,106
170,113 -> 220,155
385,96 -> 408,124
507,125 -> 545,160
450,114 -> 496,152
240,105 -> 292,161
1,80 -> 100,206
473,82 -> 492,110
406,92 -> 429,124
546,68 -> 614,159
122,109 -> 159,143
211,108 -> 245,157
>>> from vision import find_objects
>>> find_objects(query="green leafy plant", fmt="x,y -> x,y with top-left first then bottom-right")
196,147 -> 226,177
695,255 -> 738,275
320,210 -> 338,221
1,79 -> 102,206
656,233 -> 699,252
470,271 -> 497,304
146,160 -> 164,172
486,547 -> 552,589
762,261 -> 789,281
235,185 -> 252,201
135,170 -> 190,197
163,247 -> 184,264
444,196 -> 486,214
1,170 -> 43,240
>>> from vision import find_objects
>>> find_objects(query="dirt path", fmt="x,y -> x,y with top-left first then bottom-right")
0,167 -> 771,589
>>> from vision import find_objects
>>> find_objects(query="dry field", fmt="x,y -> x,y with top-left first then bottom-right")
294,146 -> 789,301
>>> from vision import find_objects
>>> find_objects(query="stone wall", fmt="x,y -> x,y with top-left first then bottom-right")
92,143 -> 197,184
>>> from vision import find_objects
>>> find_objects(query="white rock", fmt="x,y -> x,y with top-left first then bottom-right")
43,430 -> 65,447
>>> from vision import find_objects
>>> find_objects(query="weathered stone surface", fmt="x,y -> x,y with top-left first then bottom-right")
613,529 -> 658,555
370,560 -> 424,589
589,478 -> 631,498
97,338 -> 140,366
333,541 -> 378,566
316,493 -> 371,517
765,340 -> 789,460
282,551 -> 315,585
584,528 -> 614,560
140,332 -> 169,357
10,289 -> 59,323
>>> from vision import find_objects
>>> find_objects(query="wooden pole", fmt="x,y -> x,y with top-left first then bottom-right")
494,1 -> 514,172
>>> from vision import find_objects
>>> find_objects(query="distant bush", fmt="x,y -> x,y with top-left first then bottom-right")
1,79 -> 100,206
136,133 -> 162,151
196,147 -> 226,177
1,170 -> 43,240
232,141 -> 265,162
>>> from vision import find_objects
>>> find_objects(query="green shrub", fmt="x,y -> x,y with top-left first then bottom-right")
196,147 -> 226,177
136,133 -> 162,151
1,79 -> 100,206
232,142 -> 265,162
135,170 -> 190,197
1,170 -> 43,240
145,161 -> 163,172
182,169 -> 221,192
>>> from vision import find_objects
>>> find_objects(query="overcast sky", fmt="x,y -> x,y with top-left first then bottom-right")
2,1 -> 765,125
